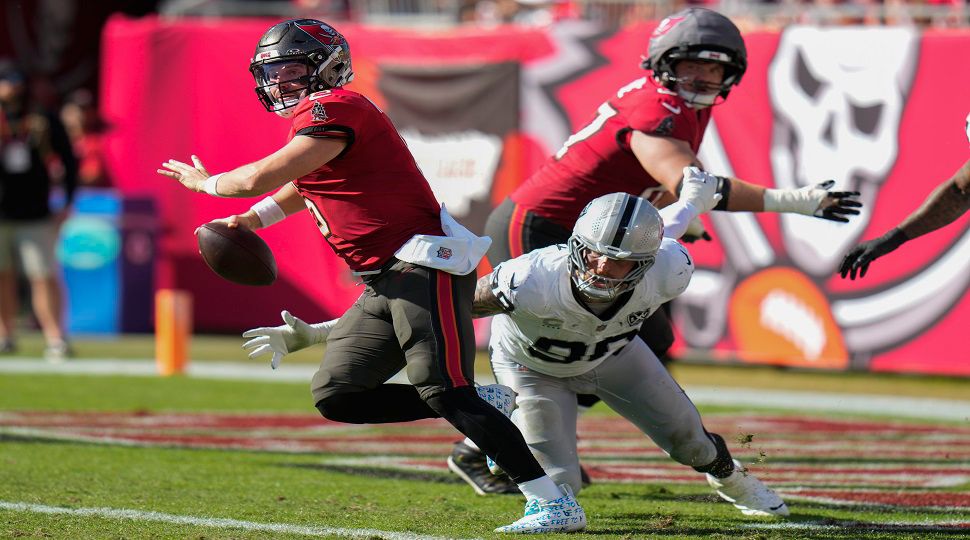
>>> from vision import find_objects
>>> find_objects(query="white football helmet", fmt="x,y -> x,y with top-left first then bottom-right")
568,193 -> 664,302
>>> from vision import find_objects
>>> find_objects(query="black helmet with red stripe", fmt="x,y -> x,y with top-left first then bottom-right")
641,8 -> 747,107
249,19 -> 354,117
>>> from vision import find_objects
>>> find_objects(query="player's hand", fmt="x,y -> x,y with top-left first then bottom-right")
157,155 -> 210,193
679,166 -> 722,214
765,180 -> 862,222
194,213 -> 262,236
241,311 -> 337,369
838,228 -> 908,280
812,180 -> 863,222
681,217 -> 712,243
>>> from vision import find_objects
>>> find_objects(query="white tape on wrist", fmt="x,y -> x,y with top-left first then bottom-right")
251,196 -> 286,228
763,188 -> 818,215
203,173 -> 225,197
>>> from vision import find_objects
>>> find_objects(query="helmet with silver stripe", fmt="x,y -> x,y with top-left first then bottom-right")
568,193 -> 664,302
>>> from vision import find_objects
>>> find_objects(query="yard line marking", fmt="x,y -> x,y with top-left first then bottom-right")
0,501 -> 479,540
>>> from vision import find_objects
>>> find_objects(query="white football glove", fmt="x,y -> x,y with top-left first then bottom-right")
763,180 -> 862,222
242,311 -> 338,369
681,216 -> 711,243
679,166 -> 722,214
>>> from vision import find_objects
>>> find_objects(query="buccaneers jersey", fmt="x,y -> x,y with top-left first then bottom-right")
488,238 -> 693,378
512,75 -> 711,229
289,89 -> 443,272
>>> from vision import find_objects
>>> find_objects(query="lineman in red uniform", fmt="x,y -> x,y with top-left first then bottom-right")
449,7 -> 863,493
159,19 -> 586,534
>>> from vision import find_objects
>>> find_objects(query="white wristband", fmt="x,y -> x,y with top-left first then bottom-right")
203,173 -> 225,197
251,196 -> 287,228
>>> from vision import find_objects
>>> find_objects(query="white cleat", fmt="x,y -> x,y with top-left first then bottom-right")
707,460 -> 789,517
495,484 -> 587,534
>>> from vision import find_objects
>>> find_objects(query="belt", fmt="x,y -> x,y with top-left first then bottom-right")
352,257 -> 401,281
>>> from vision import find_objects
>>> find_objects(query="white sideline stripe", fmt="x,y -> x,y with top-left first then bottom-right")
0,501 -> 476,540
2,358 -> 970,421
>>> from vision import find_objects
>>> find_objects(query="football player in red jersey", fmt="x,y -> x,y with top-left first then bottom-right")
840,113 -> 970,279
447,7 -> 864,494
158,19 -> 587,534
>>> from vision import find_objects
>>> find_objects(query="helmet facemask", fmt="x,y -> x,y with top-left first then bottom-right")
251,59 -> 314,117
654,49 -> 743,108
568,238 -> 653,302
567,193 -> 664,303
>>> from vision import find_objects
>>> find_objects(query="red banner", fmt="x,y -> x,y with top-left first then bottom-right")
101,17 -> 969,375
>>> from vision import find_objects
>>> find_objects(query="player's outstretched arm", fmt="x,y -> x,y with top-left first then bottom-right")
242,310 -> 338,369
629,129 -> 862,221
157,136 -> 346,198
839,158 -> 970,280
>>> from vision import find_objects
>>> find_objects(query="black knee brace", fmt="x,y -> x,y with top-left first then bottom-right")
692,431 -> 735,479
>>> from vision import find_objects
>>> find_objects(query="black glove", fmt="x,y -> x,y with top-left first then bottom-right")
839,228 -> 908,280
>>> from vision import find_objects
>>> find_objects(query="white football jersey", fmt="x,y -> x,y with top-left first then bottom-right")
488,237 -> 693,378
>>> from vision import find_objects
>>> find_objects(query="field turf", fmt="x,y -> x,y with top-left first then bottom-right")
1,334 -> 968,539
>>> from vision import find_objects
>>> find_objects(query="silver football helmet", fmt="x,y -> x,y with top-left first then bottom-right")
568,193 -> 664,302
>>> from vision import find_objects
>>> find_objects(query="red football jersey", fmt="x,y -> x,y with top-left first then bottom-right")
288,89 -> 443,272
512,75 -> 711,228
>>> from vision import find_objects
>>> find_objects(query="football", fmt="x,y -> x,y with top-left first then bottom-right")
196,222 -> 277,286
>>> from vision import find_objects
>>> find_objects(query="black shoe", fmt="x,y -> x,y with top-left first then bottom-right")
0,340 -> 15,354
447,442 -> 520,496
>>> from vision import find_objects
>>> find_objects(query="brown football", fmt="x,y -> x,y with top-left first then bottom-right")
197,222 -> 277,286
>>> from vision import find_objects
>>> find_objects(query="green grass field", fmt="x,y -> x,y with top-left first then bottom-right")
1,333 -> 969,539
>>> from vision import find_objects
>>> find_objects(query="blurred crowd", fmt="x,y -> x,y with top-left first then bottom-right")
277,0 -> 970,28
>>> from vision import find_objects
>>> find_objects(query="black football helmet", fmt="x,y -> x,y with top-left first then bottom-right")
640,8 -> 747,107
249,19 -> 354,117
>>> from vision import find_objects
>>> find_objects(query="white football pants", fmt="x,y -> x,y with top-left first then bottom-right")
491,336 -> 716,493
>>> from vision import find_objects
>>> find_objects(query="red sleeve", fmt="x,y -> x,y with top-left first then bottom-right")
625,97 -> 695,142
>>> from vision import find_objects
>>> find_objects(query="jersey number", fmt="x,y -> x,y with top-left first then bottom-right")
528,329 -> 638,364
555,102 -> 618,160
303,197 -> 332,237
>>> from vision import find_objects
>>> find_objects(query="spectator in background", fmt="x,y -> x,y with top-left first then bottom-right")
0,59 -> 78,361
61,89 -> 112,188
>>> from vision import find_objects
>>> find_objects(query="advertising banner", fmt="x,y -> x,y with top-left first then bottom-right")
100,17 -> 969,374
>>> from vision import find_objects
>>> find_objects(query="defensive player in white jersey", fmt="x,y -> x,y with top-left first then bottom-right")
479,190 -> 787,517
244,168 -> 788,517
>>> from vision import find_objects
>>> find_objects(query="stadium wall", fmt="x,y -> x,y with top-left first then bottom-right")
100,16 -> 970,375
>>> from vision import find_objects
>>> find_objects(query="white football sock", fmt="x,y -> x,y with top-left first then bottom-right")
462,437 -> 481,452
518,476 -> 563,503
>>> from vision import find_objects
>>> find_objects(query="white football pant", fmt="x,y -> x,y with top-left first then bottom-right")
491,336 -> 716,493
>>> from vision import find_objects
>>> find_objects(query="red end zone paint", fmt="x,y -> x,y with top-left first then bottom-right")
2,411 -> 969,510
